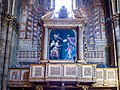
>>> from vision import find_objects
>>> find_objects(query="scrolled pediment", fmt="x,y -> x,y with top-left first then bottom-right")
41,10 -> 54,20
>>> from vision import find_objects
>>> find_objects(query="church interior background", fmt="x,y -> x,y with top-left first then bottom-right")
0,0 -> 120,90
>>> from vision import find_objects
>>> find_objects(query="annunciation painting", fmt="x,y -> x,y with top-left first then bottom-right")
49,30 -> 76,60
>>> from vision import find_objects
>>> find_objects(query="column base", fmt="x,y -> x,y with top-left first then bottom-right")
40,59 -> 49,63
77,59 -> 86,64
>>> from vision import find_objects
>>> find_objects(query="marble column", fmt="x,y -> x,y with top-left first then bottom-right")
117,0 -> 120,13
51,0 -> 53,8
51,0 -> 54,8
111,0 -> 116,14
12,0 -> 16,15
1,13 -> 19,90
43,27 -> 48,61
0,21 -> 7,90
109,0 -> 120,85
1,16 -> 15,90
2,22 -> 12,90
77,27 -> 84,62
0,1 -> 9,88
111,0 -> 119,14
72,0 -> 76,10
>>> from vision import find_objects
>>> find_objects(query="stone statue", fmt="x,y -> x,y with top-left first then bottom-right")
58,6 -> 68,18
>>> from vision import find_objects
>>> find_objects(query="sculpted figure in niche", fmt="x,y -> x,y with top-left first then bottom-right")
58,6 -> 68,18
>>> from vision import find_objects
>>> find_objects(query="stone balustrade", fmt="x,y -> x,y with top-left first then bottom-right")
8,64 -> 118,88
94,68 -> 118,87
18,51 -> 38,58
29,64 -> 96,82
8,68 -> 31,87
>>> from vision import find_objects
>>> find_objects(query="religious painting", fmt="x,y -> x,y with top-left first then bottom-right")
49,30 -> 76,60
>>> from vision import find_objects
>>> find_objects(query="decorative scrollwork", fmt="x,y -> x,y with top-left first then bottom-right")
38,30 -> 43,61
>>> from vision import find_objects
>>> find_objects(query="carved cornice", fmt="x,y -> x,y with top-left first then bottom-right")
42,19 -> 86,29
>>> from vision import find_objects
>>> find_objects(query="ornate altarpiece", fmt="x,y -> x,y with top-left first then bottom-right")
8,9 -> 118,90
40,10 -> 86,63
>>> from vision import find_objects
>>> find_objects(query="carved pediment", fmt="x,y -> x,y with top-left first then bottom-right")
40,9 -> 86,29
41,9 -> 85,20
41,10 -> 54,20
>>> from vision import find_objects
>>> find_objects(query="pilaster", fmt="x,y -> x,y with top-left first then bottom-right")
1,13 -> 19,90
112,13 -> 120,90
77,26 -> 85,63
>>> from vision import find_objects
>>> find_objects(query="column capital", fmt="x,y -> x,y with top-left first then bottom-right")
78,25 -> 85,32
78,26 -> 83,32
44,27 -> 48,32
43,27 -> 48,60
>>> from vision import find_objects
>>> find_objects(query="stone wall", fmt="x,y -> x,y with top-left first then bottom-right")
0,0 -> 19,88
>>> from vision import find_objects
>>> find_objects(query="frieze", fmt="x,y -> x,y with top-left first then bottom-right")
43,21 -> 84,27
47,26 -> 77,30
44,20 -> 83,25
46,78 -> 61,81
